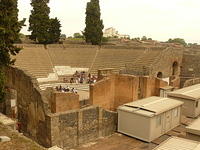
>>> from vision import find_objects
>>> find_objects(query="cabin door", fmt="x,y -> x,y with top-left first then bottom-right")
164,111 -> 172,132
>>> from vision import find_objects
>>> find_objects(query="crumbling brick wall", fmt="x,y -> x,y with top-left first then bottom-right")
90,74 -> 139,111
90,74 -> 168,111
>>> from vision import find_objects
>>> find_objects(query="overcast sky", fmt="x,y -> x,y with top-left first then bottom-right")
18,0 -> 200,43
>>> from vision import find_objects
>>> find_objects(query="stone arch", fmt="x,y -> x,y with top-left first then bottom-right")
157,72 -> 163,78
172,61 -> 179,76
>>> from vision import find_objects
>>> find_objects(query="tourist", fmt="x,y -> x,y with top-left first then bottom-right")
59,85 -> 62,91
66,86 -> 70,92
74,89 -> 78,94
55,86 -> 59,91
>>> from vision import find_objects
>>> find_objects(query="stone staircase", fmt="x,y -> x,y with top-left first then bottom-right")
13,47 -> 54,78
124,47 -> 168,75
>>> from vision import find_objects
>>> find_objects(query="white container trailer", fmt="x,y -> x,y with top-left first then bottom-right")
186,117 -> 200,142
153,137 -> 200,150
168,84 -> 200,118
117,96 -> 183,142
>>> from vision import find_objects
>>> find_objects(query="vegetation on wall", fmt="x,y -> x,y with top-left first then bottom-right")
83,0 -> 104,45
0,0 -> 23,102
168,38 -> 187,46
29,0 -> 61,44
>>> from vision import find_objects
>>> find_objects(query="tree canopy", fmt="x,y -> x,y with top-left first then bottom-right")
168,38 -> 187,46
0,0 -> 23,101
83,0 -> 104,45
48,18 -> 61,43
29,0 -> 61,44
73,33 -> 84,39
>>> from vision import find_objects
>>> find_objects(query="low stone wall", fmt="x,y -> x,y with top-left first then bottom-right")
49,106 -> 117,149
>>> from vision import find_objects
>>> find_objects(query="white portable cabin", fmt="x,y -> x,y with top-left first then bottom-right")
117,96 -> 183,142
186,117 -> 200,142
168,84 -> 200,118
153,137 -> 200,150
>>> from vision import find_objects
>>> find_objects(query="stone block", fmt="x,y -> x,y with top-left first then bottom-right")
0,136 -> 11,142
48,146 -> 63,150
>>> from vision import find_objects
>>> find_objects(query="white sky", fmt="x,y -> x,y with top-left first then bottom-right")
18,0 -> 200,43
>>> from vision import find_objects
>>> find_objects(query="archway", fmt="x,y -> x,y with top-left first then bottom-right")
172,61 -> 178,76
157,72 -> 163,78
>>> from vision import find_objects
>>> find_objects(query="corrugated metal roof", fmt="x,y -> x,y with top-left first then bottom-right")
118,96 -> 183,117
168,84 -> 200,100
153,137 -> 200,150
186,117 -> 200,136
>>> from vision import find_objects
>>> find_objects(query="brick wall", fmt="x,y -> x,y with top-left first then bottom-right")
90,74 -> 168,111
114,75 -> 139,109
51,92 -> 79,113
139,76 -> 168,99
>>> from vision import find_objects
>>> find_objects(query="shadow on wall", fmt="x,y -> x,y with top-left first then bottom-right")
89,74 -> 168,111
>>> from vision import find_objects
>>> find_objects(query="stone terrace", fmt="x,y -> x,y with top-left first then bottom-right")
12,44 -> 179,79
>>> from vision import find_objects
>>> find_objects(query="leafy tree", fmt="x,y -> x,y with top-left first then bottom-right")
0,0 -> 23,101
29,0 -> 50,44
48,18 -> 61,43
29,0 -> 61,44
83,0 -> 104,45
168,38 -> 187,46
60,34 -> 66,39
102,37 -> 109,43
73,33 -> 84,38
141,36 -> 147,41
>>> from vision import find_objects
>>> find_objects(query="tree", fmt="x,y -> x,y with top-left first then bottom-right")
48,18 -> 61,43
83,0 -> 104,45
0,0 -> 23,101
167,38 -> 187,46
73,33 -> 83,39
29,0 -> 50,44
141,36 -> 147,41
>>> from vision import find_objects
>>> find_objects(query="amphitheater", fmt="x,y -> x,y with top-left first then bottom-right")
13,43 -> 183,81
2,42 -> 198,150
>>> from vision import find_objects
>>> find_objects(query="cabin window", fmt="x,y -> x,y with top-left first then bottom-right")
156,116 -> 161,127
196,101 -> 199,108
173,108 -> 178,117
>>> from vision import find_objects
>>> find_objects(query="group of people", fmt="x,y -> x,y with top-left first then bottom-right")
63,71 -> 97,84
87,73 -> 97,84
55,85 -> 78,94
